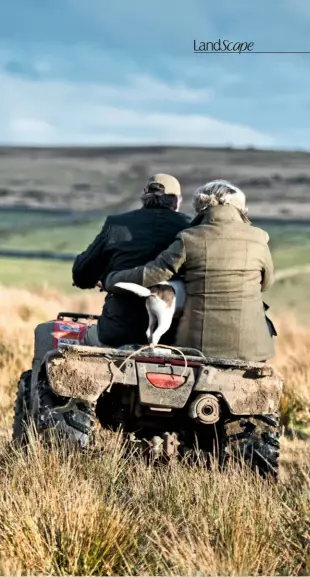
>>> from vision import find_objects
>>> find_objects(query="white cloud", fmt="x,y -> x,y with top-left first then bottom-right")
0,67 -> 275,147
125,75 -> 213,103
11,117 -> 54,135
86,106 -> 275,147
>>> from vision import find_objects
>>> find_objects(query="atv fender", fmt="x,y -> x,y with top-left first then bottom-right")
43,346 -> 126,403
194,363 -> 284,415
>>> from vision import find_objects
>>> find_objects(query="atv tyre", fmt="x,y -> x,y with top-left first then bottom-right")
35,378 -> 95,450
220,414 -> 280,480
12,370 -> 32,444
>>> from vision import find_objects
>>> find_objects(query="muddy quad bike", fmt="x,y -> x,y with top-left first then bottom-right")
12,312 -> 284,479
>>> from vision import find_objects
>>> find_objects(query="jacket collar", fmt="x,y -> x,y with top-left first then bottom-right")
140,205 -> 173,212
191,204 -> 252,227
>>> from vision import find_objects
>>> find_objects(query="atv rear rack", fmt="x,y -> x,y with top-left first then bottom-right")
57,312 -> 100,322
57,343 -> 271,371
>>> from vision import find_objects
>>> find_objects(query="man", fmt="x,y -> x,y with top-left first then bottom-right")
72,174 -> 191,347
105,179 -> 276,361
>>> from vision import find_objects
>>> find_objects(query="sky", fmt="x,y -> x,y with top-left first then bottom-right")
1,0 -> 310,149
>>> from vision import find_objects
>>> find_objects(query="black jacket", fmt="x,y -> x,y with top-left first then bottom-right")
72,206 -> 191,346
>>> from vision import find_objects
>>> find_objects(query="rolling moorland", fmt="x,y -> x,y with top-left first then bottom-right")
0,145 -> 309,322
0,145 -> 310,217
0,145 -> 309,575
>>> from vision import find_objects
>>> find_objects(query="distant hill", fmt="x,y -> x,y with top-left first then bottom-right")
0,145 -> 310,218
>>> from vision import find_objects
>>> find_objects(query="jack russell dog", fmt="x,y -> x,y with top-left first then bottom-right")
113,280 -> 186,345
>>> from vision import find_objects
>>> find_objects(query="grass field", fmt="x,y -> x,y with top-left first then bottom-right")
0,214 -> 309,325
2,260 -> 309,325
0,215 -> 104,253
0,212 -> 308,575
0,210 -> 59,233
0,210 -> 309,255
0,147 -> 309,574
0,258 -> 75,293
0,286 -> 309,575
0,434 -> 309,576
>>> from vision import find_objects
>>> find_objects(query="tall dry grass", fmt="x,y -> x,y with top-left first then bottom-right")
273,317 -> 310,432
0,433 -> 309,575
0,285 -> 103,435
0,285 -> 309,575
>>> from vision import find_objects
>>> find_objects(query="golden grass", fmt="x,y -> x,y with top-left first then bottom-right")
0,285 -> 103,435
0,433 -> 309,576
0,286 -> 309,575
273,317 -> 310,431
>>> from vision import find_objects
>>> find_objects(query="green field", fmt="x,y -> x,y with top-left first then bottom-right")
0,212 -> 309,259
0,219 -> 104,253
0,210 -> 62,233
0,212 -> 309,323
0,258 -> 74,293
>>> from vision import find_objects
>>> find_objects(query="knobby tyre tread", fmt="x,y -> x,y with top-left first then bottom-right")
12,370 -> 32,444
220,414 -> 280,480
35,378 -> 95,450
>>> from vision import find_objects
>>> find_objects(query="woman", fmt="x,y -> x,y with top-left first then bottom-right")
105,180 -> 275,361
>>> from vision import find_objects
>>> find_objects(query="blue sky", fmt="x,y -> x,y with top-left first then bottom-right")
1,0 -> 309,149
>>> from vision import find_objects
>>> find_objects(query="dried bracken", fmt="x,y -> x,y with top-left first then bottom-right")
0,286 -> 309,575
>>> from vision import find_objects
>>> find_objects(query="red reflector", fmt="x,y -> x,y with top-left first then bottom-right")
146,373 -> 185,389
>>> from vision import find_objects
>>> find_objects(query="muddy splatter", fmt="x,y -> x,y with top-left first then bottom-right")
47,349 -> 122,402
197,364 -> 284,415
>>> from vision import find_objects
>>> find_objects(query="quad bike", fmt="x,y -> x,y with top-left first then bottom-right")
12,312 -> 284,479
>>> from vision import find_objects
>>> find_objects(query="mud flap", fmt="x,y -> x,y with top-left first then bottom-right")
44,347 -> 124,403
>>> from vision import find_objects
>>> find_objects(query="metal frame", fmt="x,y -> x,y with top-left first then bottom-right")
57,312 -> 100,322
57,342 -> 270,370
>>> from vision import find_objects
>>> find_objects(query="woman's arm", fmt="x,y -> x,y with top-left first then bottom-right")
261,244 -> 275,291
105,234 -> 186,292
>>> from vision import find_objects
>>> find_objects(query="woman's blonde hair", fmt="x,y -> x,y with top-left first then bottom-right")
193,179 -> 247,214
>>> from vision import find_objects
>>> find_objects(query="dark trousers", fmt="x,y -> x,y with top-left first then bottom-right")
97,293 -> 179,348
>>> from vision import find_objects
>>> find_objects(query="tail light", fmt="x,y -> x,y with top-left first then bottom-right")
146,373 -> 185,389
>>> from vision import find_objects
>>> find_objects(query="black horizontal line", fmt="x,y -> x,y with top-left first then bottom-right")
0,249 -> 75,261
194,50 -> 310,54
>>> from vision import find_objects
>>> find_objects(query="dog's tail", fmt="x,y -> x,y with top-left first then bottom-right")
113,282 -> 151,298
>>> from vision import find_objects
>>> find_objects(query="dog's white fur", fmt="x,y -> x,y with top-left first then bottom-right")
114,280 -> 186,345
